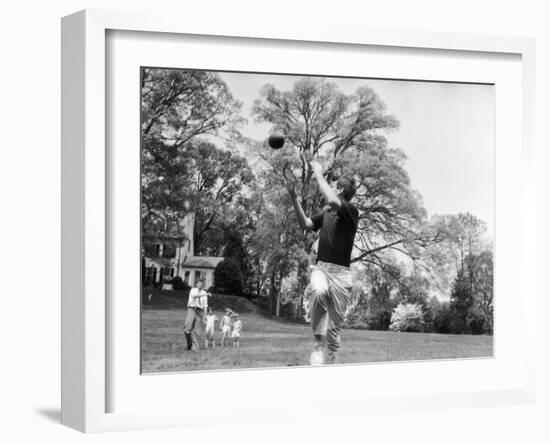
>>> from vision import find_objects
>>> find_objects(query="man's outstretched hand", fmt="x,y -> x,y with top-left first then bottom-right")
309,159 -> 324,176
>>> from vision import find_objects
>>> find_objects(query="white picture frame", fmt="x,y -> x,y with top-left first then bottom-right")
61,9 -> 537,433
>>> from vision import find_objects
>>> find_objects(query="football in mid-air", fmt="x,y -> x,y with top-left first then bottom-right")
268,134 -> 285,149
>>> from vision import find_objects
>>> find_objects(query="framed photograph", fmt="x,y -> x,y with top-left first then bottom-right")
61,9 -> 537,433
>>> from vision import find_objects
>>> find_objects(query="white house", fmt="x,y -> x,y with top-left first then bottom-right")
179,256 -> 223,289
143,214 -> 223,289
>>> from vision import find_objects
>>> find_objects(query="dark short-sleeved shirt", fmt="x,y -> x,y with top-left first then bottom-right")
310,199 -> 359,267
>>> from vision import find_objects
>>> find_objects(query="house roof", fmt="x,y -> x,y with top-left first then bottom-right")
182,256 -> 223,269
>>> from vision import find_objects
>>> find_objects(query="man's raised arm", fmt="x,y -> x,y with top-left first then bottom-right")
283,171 -> 314,231
310,160 -> 341,210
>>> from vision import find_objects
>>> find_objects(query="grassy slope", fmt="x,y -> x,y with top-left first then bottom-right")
142,289 -> 261,313
141,292 -> 493,374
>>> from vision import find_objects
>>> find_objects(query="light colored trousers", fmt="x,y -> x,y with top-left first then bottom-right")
305,261 -> 352,358
184,307 -> 203,349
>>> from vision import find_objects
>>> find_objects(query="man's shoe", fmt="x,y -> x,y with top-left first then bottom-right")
185,332 -> 193,350
309,350 -> 324,366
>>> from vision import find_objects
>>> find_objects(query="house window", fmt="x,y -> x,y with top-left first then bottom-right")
143,243 -> 158,258
145,266 -> 157,283
163,244 -> 176,259
163,266 -> 174,279
145,266 -> 155,283
195,271 -> 202,283
184,271 -> 190,284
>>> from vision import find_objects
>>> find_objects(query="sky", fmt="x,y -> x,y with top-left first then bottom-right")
217,71 -> 494,237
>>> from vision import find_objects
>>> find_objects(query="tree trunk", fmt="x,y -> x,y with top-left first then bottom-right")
270,270 -> 277,315
275,269 -> 284,317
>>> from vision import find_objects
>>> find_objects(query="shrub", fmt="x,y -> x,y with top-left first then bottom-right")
171,276 -> 189,291
214,258 -> 243,295
432,302 -> 453,334
389,303 -> 424,332
467,304 -> 491,335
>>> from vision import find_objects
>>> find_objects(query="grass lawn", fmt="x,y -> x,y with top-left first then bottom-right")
141,294 -> 493,374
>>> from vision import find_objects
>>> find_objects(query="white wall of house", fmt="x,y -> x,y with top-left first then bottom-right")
180,267 -> 215,289
143,239 -> 190,283
143,214 -> 221,288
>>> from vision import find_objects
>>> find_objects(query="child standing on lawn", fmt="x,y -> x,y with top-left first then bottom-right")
231,313 -> 243,348
204,308 -> 218,348
220,308 -> 233,347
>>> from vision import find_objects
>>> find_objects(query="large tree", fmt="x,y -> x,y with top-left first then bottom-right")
427,212 -> 491,295
141,68 -> 244,237
184,141 -> 254,254
447,249 -> 493,334
251,78 -> 439,287
472,250 -> 493,333
247,186 -> 307,316
429,212 -> 488,274
449,268 -> 473,333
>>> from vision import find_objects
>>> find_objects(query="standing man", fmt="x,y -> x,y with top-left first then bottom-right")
184,279 -> 208,351
284,159 -> 359,365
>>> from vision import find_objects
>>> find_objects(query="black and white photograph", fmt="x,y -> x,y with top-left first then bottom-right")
4,0 -> 548,438
140,68 -> 494,373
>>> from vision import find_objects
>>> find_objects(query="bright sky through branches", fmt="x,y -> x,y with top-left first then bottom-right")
218,72 -> 494,238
